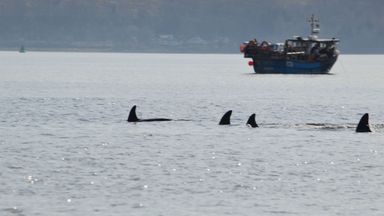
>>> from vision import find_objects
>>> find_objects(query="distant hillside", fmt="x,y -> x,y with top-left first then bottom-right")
0,0 -> 383,53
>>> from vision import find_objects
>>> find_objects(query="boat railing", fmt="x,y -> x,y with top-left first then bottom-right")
286,51 -> 305,55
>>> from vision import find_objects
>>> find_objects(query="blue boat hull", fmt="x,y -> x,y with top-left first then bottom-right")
253,57 -> 337,74
252,57 -> 337,74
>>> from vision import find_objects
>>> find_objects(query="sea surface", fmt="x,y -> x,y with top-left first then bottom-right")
0,51 -> 384,216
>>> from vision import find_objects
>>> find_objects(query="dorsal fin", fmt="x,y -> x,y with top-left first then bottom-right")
219,110 -> 232,125
356,113 -> 371,132
127,105 -> 139,122
246,113 -> 258,128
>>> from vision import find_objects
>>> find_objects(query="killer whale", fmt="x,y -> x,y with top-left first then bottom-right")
127,105 -> 172,122
219,111 -> 260,127
356,113 -> 371,132
219,110 -> 232,125
246,113 -> 258,128
128,106 -> 375,132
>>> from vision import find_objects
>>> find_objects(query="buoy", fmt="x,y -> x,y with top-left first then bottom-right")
248,61 -> 254,66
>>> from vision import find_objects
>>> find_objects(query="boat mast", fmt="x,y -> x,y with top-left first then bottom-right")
308,14 -> 320,40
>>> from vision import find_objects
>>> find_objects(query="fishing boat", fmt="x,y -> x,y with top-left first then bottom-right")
240,15 -> 339,74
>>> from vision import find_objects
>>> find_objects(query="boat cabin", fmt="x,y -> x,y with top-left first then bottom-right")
284,37 -> 339,56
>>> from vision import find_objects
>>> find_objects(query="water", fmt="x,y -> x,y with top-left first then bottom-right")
1,51 -> 384,216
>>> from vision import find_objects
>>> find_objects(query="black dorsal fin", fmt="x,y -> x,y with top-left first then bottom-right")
246,113 -> 258,128
356,113 -> 371,132
219,110 -> 232,125
127,105 -> 139,122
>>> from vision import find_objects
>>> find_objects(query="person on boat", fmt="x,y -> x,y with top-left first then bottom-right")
310,43 -> 320,55
307,43 -> 320,60
325,44 -> 336,58
249,38 -> 258,46
284,41 -> 294,53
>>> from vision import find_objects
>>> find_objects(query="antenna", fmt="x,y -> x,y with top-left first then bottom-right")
308,14 -> 320,39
